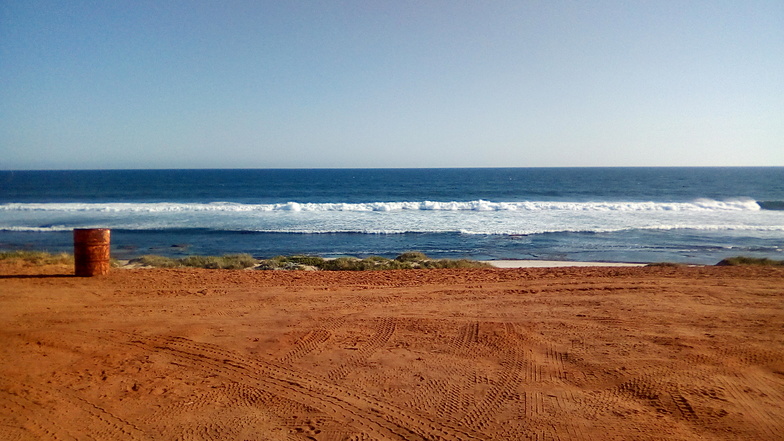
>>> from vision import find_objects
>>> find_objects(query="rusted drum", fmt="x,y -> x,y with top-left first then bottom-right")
74,228 -> 111,276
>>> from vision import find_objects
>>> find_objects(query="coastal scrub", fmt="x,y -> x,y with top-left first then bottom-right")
130,254 -> 258,269
716,256 -> 784,266
256,253 -> 491,271
0,250 -> 74,265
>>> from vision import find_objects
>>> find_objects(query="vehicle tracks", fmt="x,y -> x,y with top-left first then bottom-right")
101,330 -> 487,441
0,378 -> 150,441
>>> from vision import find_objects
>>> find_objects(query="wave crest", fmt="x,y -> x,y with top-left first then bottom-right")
4,224 -> 783,235
0,198 -> 763,213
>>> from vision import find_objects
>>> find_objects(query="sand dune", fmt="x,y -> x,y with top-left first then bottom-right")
1,263 -> 782,440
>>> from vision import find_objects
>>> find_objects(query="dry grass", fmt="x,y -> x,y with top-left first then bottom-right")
716,256 -> 784,266
129,254 -> 258,269
0,250 -> 74,265
257,253 -> 491,271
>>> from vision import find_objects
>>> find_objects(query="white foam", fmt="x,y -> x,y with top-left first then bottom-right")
0,198 -> 764,213
0,225 -> 75,232
5,225 -> 765,236
456,224 -> 784,235
2,198 -> 780,238
638,224 -> 784,232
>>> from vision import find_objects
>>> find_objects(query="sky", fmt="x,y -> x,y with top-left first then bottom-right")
1,1 -> 782,170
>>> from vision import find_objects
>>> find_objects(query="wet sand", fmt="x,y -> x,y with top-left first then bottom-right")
1,262 -> 782,440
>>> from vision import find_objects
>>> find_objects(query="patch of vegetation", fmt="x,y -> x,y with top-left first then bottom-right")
318,256 -> 414,271
180,254 -> 258,269
255,255 -> 325,270
256,252 -> 491,271
716,256 -> 784,267
395,251 -> 429,262
127,251 -> 492,271
318,257 -> 372,271
419,259 -> 492,269
286,255 -> 329,267
130,254 -> 258,269
130,255 -> 180,268
255,255 -> 403,271
0,250 -> 74,265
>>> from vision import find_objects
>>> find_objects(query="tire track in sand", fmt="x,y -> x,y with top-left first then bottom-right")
279,329 -> 333,364
157,381 -> 345,441
279,317 -> 347,364
492,324 -> 594,441
103,330 -> 485,441
459,323 -> 525,431
327,317 -> 397,382
0,379 -> 150,441
0,388 -> 66,441
712,372 -> 784,441
404,320 -> 481,421
438,321 -> 481,420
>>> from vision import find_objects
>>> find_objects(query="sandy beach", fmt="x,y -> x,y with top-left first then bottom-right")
1,262 -> 782,441
484,260 -> 648,268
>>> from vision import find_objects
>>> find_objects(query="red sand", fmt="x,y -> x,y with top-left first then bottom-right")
1,262 -> 783,440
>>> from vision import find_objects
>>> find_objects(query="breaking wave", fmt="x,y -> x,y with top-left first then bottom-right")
4,224 -> 783,235
0,198 -> 764,213
0,225 -> 76,232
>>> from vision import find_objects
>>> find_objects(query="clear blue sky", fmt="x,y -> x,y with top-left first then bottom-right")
1,1 -> 782,169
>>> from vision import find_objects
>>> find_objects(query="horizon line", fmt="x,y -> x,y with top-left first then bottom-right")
3,165 -> 784,172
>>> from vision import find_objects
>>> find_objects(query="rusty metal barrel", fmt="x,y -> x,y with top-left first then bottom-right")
73,228 -> 111,276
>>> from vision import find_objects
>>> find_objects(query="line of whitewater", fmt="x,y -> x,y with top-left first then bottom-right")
4,224 -> 784,234
0,199 -> 764,212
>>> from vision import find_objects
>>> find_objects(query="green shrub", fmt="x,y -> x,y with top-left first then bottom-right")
319,257 -> 368,271
312,255 -> 489,271
0,250 -> 74,265
716,256 -> 784,266
218,253 -> 260,269
266,255 -> 293,266
128,251 -> 492,271
364,255 -> 391,263
287,255 -> 327,266
130,254 -> 258,269
255,255 -> 324,270
178,255 -> 214,268
256,260 -> 293,270
313,256 -> 413,271
130,255 -> 181,268
378,259 -> 414,270
420,259 -> 492,269
395,252 -> 429,262
180,254 -> 257,269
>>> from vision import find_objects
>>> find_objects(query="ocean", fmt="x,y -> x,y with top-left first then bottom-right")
1,168 -> 783,264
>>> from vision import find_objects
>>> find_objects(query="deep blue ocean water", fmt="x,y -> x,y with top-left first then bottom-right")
1,168 -> 783,264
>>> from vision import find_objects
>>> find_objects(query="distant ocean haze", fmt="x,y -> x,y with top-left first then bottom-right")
1,168 -> 782,264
